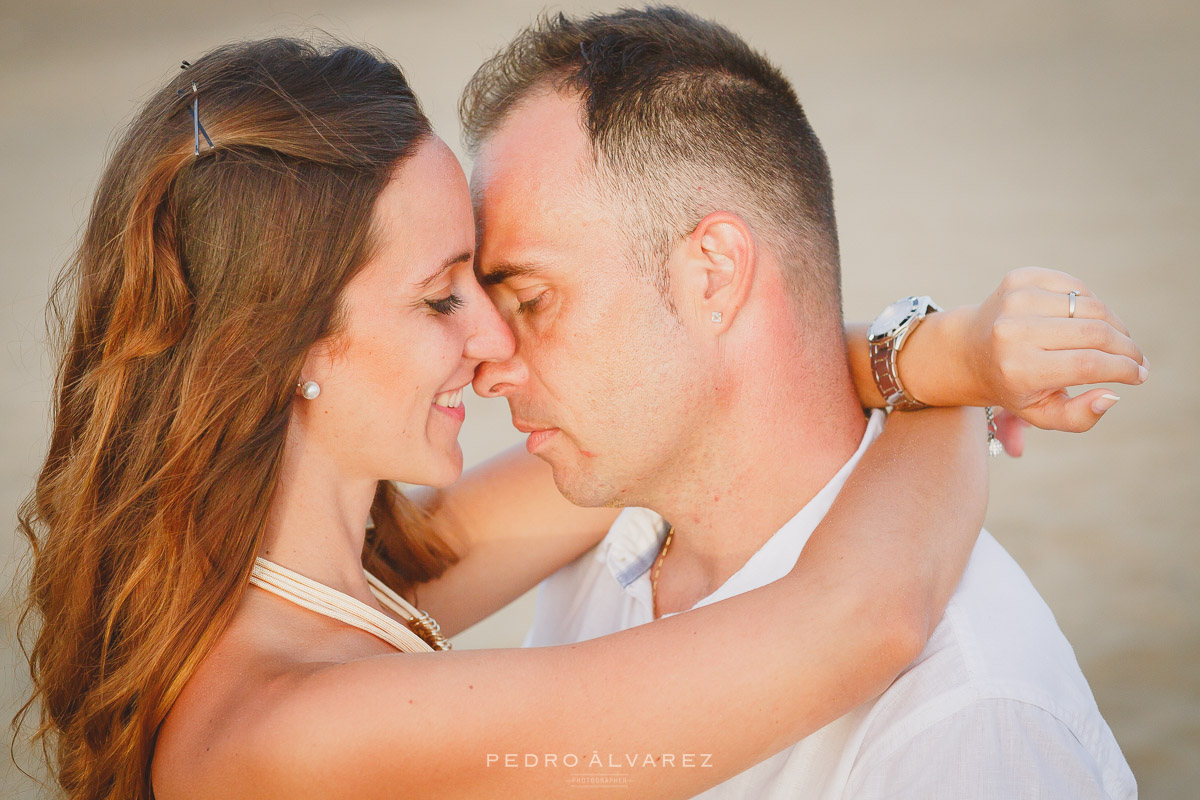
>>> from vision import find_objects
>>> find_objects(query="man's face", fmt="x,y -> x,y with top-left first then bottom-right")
470,89 -> 698,507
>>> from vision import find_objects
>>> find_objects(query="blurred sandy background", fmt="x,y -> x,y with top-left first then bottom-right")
1,0 -> 1196,796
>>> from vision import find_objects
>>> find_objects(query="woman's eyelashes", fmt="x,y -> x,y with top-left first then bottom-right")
425,293 -> 464,315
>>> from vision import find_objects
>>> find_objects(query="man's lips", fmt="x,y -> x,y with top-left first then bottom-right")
512,419 -> 560,454
524,428 -> 559,454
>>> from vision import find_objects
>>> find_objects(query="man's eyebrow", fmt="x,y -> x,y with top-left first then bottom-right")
415,251 -> 473,288
477,262 -> 545,287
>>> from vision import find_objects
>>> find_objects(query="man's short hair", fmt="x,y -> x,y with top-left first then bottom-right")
460,4 -> 842,323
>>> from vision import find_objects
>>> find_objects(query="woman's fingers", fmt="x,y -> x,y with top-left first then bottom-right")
999,287 -> 1131,338
997,266 -> 1094,297
1002,316 -> 1145,365
981,268 -> 1145,434
992,408 -> 1031,457
1025,347 -> 1148,390
1018,387 -> 1123,433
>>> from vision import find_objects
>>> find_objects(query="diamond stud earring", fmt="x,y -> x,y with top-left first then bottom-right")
297,380 -> 321,400
711,311 -> 723,323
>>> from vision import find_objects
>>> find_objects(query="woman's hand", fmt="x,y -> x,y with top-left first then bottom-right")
964,267 -> 1147,432
846,267 -> 1148,440
991,407 -> 1031,456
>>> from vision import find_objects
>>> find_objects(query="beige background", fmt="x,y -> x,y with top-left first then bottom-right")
2,0 -> 1196,796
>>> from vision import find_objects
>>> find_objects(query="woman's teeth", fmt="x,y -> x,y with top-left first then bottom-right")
434,388 -> 464,409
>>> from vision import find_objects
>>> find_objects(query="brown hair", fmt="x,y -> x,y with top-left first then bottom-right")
460,5 -> 842,322
14,37 -> 457,800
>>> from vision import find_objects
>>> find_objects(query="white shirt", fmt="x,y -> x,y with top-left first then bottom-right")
525,410 -> 1136,799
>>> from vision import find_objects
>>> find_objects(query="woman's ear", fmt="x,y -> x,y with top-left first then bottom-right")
667,211 -> 756,334
296,336 -> 339,401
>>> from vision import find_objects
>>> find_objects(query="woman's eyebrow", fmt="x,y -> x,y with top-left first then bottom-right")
415,251 -> 473,288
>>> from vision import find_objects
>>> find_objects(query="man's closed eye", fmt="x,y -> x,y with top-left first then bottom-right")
516,291 -> 548,316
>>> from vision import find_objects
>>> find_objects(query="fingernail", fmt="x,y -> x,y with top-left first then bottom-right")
1142,354 -> 1150,370
1138,364 -> 1149,382
1091,394 -> 1120,414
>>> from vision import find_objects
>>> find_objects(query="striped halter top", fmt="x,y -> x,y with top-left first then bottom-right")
248,557 -> 451,653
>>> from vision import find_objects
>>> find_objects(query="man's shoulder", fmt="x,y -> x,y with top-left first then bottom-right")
879,531 -> 1096,711
931,530 -> 1088,694
856,531 -> 1131,788
844,695 -> 1137,800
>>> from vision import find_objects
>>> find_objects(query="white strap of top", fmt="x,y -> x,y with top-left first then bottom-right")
249,556 -> 433,653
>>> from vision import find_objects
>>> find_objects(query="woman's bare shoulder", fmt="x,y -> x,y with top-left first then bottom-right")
153,651 -> 473,799
153,621 -> 590,800
151,588 -> 405,799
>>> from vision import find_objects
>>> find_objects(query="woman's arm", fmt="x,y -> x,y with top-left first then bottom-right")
255,408 -> 987,799
407,264 -> 1146,633
846,267 -> 1147,431
400,268 -> 1143,633
404,446 -> 620,637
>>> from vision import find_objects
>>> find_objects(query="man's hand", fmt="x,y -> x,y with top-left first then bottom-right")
965,267 -> 1147,433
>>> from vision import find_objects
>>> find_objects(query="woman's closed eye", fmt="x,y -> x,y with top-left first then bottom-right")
425,293 -> 464,315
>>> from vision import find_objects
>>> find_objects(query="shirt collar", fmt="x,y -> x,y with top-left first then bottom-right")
600,409 -> 887,609
604,507 -> 671,589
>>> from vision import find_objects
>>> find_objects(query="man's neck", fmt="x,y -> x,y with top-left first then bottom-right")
647,371 -> 867,617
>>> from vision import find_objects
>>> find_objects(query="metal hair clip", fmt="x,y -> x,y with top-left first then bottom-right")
177,60 -> 214,156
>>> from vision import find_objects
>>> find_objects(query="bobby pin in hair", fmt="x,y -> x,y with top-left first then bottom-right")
177,60 -> 214,156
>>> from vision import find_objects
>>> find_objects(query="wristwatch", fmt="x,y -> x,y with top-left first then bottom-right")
868,295 -> 942,411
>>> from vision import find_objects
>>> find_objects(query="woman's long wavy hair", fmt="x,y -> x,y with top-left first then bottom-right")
14,37 -> 460,800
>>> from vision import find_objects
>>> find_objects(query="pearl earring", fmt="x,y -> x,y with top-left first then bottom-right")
297,380 -> 321,400
711,311 -> 723,323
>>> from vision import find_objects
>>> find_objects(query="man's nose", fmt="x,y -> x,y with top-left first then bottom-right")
466,291 -> 526,398
473,352 -> 528,399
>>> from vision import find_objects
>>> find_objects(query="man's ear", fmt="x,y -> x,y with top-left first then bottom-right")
667,211 -> 756,333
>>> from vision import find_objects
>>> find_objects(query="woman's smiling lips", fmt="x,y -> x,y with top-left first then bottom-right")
432,386 -> 467,422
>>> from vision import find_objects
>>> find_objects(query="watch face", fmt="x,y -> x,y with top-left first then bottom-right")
868,297 -> 919,341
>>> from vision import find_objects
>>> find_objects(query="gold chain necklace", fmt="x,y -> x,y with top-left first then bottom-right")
650,525 -> 675,619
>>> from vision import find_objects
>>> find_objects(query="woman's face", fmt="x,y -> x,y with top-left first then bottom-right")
296,136 -> 513,487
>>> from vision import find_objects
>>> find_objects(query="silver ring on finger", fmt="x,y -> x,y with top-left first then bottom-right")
1068,290 -> 1077,318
